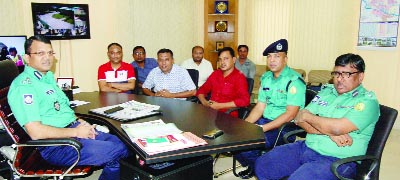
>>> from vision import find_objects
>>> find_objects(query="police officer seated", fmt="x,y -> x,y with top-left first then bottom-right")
234,39 -> 306,179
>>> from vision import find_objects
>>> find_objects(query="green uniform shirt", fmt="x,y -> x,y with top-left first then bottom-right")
8,66 -> 75,128
258,66 -> 306,120
305,84 -> 380,159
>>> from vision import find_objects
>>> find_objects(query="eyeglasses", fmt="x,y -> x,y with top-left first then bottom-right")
28,51 -> 55,57
331,71 -> 360,78
134,52 -> 145,55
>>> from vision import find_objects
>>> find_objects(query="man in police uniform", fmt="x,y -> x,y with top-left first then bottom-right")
255,53 -> 380,179
235,39 -> 306,178
8,35 -> 130,180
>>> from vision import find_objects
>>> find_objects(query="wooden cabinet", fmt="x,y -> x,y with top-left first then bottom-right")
204,0 -> 238,69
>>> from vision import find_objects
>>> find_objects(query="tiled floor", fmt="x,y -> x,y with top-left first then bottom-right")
82,129 -> 400,180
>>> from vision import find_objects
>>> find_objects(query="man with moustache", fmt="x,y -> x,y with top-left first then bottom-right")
142,48 -> 196,99
98,43 -> 136,93
235,45 -> 256,79
8,35 -> 130,180
234,39 -> 306,179
181,46 -> 213,87
130,46 -> 158,89
196,47 -> 249,117
255,53 -> 379,180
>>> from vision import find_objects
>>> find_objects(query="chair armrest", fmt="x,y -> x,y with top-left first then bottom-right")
225,107 -> 240,114
186,96 -> 199,103
331,155 -> 378,180
282,129 -> 305,144
25,138 -> 82,150
14,138 -> 84,178
225,107 -> 250,120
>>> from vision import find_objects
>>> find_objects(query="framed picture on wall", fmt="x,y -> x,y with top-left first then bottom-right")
216,41 -> 224,51
57,77 -> 74,90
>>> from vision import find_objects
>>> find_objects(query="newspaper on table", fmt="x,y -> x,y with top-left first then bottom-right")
89,100 -> 161,122
121,119 -> 207,155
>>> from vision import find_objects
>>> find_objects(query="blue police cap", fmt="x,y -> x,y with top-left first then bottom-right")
262,39 -> 288,56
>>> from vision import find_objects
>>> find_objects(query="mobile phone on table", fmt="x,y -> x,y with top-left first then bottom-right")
203,129 -> 224,139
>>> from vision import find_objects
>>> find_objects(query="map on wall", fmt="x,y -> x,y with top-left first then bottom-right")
358,0 -> 400,48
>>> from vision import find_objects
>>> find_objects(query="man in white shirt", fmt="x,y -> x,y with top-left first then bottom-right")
181,46 -> 213,87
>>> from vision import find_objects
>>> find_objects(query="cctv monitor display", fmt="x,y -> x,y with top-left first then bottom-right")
31,3 -> 91,40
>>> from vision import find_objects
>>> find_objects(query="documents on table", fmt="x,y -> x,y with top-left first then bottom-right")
121,119 -> 207,155
89,100 -> 161,122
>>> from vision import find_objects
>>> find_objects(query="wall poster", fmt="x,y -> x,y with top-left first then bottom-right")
358,0 -> 400,49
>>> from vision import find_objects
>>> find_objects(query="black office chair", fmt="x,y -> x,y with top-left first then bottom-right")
0,60 -> 93,180
331,104 -> 397,180
0,60 -> 19,179
213,78 -> 254,178
131,67 -> 141,94
282,104 -> 397,180
187,69 -> 199,89
186,69 -> 199,102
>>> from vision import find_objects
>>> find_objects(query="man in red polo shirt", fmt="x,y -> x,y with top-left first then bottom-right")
98,43 -> 136,93
196,47 -> 249,117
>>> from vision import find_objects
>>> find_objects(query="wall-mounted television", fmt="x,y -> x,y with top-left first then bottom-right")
31,3 -> 91,40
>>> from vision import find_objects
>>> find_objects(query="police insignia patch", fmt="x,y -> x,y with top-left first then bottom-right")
54,101 -> 60,111
276,43 -> 282,50
289,86 -> 297,94
354,102 -> 365,111
23,94 -> 33,104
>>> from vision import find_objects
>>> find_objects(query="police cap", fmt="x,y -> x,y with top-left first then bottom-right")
262,39 -> 288,56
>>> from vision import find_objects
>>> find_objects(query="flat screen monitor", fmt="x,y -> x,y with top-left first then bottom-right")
0,36 -> 27,65
31,3 -> 91,40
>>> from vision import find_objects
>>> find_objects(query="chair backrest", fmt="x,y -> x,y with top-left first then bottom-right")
246,78 -> 254,96
307,70 -> 332,85
0,61 -> 31,144
293,68 -> 306,79
356,104 -> 397,180
0,60 -> 19,89
305,89 -> 317,106
131,67 -> 141,94
187,69 -> 199,89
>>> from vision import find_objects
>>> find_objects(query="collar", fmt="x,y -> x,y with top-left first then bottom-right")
106,61 -> 125,70
24,66 -> 45,80
332,84 -> 364,97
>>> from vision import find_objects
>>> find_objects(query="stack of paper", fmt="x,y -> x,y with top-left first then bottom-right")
121,120 -> 207,155
89,100 -> 161,121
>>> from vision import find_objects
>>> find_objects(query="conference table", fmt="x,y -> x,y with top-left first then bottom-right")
73,92 -> 265,164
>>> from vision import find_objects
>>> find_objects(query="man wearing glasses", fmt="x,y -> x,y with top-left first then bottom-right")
130,46 -> 158,90
255,53 -> 380,180
8,35 -> 130,180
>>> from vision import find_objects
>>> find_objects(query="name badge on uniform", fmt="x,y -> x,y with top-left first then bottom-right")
23,94 -> 33,105
54,101 -> 60,111
46,89 -> 55,95
318,100 -> 328,106
311,95 -> 320,103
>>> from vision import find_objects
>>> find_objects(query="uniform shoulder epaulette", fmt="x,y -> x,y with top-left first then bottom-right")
290,74 -> 305,84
